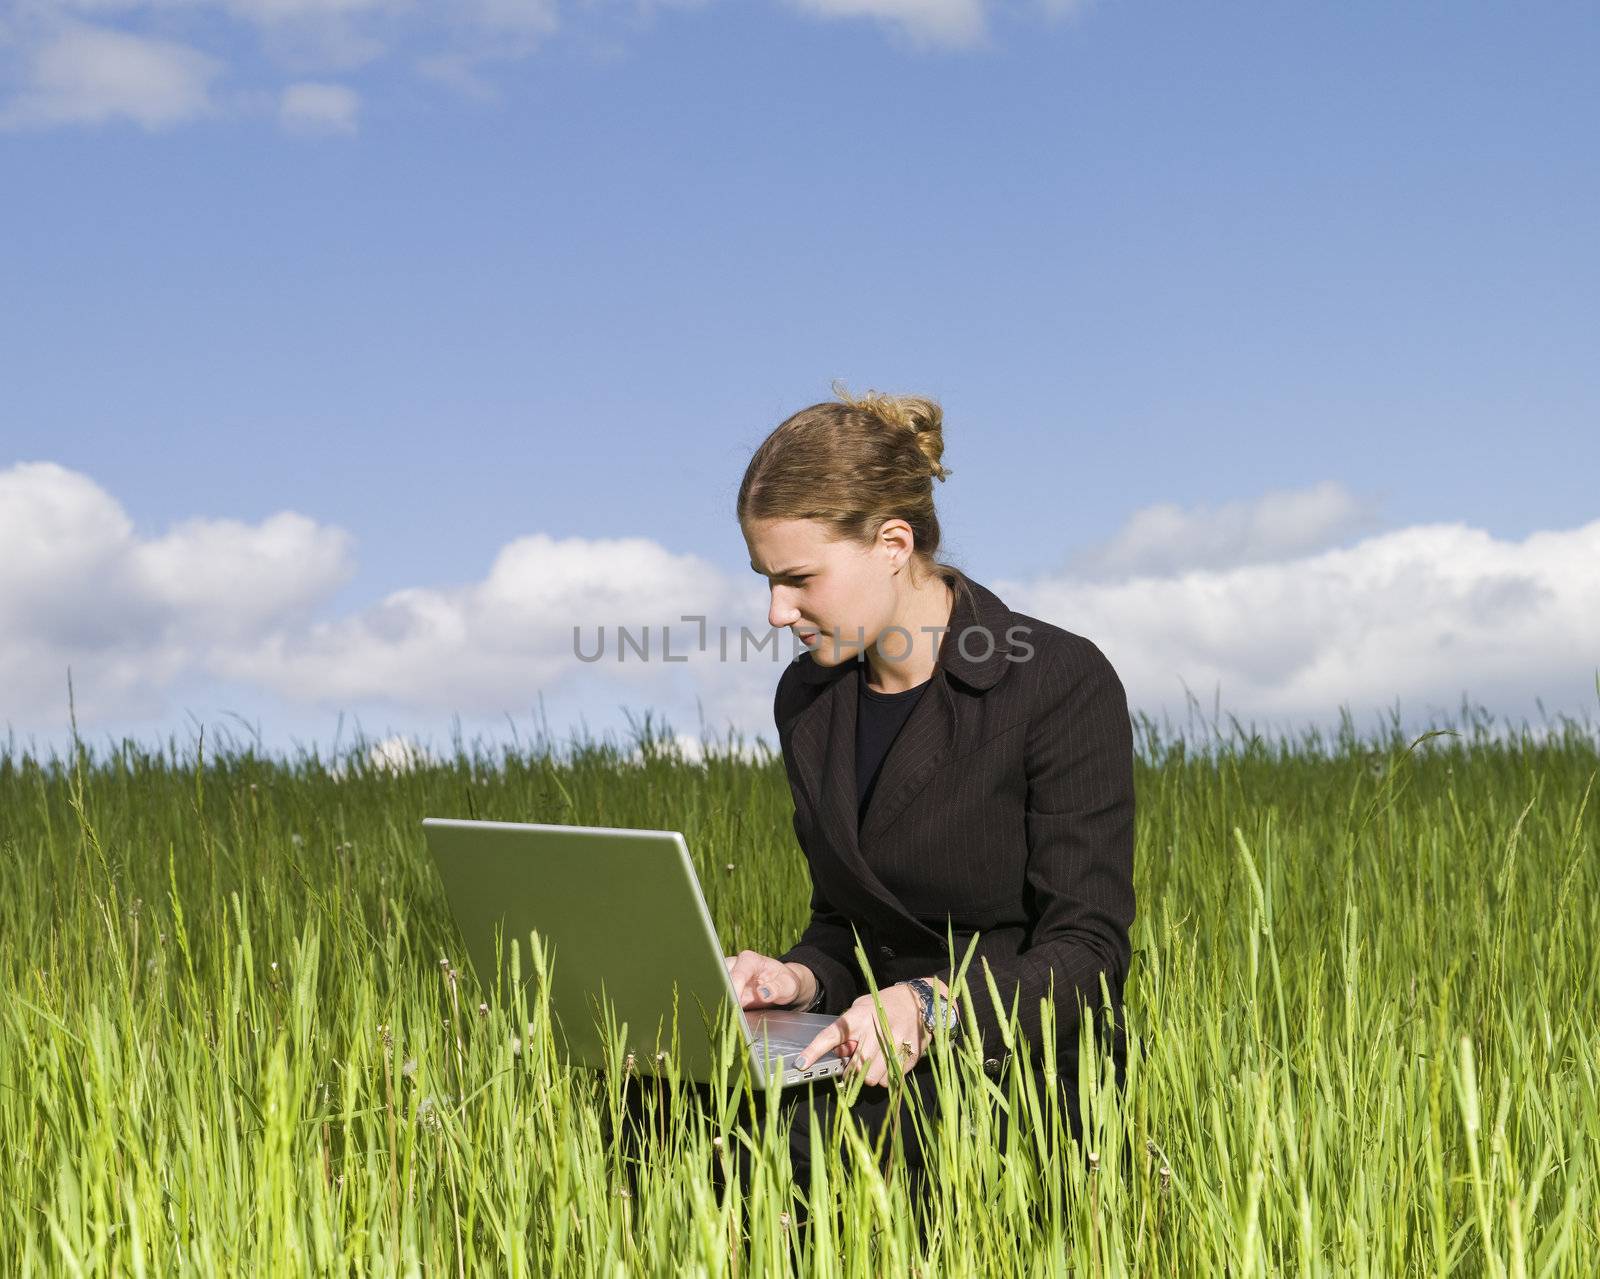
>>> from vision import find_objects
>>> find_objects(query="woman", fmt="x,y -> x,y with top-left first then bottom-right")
725,384 -> 1137,1188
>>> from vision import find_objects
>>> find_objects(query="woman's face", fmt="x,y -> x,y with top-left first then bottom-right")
742,517 -> 899,666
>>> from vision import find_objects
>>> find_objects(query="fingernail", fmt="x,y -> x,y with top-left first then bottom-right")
795,1057 -> 807,1069
757,986 -> 770,1000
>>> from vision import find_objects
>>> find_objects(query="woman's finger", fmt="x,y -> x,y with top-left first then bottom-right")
851,1038 -> 880,1084
726,950 -> 787,1008
861,1034 -> 916,1088
724,953 -> 752,1001
755,959 -> 795,1006
794,1016 -> 849,1070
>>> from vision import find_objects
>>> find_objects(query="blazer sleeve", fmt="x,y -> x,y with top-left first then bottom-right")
939,637 -> 1136,1062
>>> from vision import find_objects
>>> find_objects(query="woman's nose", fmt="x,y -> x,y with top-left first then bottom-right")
768,589 -> 799,630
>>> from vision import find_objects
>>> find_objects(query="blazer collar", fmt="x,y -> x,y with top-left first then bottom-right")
793,567 -> 1018,690
783,568 -> 1018,949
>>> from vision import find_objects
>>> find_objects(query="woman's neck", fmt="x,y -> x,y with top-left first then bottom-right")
864,572 -> 955,693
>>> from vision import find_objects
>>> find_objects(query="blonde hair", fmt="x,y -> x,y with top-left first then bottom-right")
737,380 -> 968,597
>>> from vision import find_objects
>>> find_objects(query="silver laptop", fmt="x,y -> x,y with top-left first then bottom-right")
422,817 -> 846,1088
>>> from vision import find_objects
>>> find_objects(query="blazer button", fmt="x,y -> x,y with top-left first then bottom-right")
878,944 -> 895,960
983,1057 -> 1001,1077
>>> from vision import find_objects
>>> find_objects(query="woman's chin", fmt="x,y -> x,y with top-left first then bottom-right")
802,639 -> 837,664
796,631 -> 860,665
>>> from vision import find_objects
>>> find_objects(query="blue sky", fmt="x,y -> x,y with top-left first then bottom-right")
3,0 -> 1597,761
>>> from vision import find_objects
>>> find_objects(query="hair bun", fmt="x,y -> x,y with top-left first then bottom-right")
829,380 -> 952,482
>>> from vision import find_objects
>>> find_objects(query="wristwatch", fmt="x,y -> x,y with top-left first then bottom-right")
904,977 -> 958,1036
796,977 -> 825,1013
787,968 -> 825,1013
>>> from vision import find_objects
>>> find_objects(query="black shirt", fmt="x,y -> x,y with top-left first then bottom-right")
856,670 -> 931,827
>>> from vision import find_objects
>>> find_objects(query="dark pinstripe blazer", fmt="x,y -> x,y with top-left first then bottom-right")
774,569 -> 1136,1084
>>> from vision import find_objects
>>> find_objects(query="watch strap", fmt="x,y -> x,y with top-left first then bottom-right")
905,977 -> 956,1035
792,971 -> 825,1013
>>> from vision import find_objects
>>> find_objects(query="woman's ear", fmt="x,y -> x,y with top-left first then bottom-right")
876,517 -> 915,570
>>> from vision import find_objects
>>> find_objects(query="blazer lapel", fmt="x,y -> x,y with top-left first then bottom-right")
858,666 -> 956,844
788,659 -> 941,946
781,570 -> 1020,949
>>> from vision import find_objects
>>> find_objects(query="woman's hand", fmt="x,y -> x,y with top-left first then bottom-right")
723,950 -> 816,1010
796,984 -> 928,1087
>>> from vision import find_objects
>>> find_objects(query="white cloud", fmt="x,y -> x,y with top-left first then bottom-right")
782,0 -> 989,49
129,510 -> 354,639
279,78 -> 358,130
215,531 -> 750,710
463,0 -> 559,35
5,463 -> 1594,751
413,50 -> 499,100
1036,0 -> 1091,19
0,22 -> 222,129
0,0 -> 558,126
224,0 -> 402,20
406,0 -> 558,99
1002,516 -> 1600,731
1068,480 -> 1383,579
0,0 -> 1081,129
0,462 -> 353,726
331,732 -> 436,778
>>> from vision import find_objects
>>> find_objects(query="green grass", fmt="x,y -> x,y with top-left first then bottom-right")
1,701 -> 1596,1275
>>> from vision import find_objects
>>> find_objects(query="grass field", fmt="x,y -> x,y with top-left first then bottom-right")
2,701 -> 1596,1275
